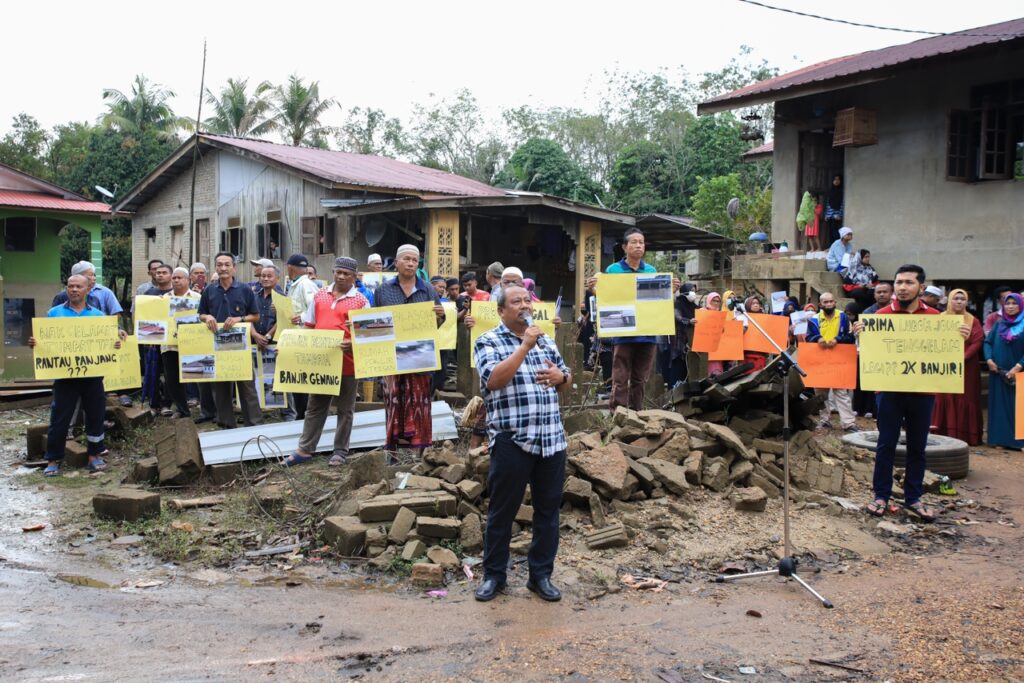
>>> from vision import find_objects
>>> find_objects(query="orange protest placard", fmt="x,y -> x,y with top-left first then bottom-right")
797,342 -> 858,389
709,320 -> 745,361
693,309 -> 727,353
743,313 -> 790,354
1016,380 -> 1024,440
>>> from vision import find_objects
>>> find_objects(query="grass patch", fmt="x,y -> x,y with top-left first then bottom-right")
384,555 -> 413,577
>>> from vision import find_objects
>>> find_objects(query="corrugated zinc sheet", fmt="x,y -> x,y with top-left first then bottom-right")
199,400 -> 458,465
0,190 -> 111,214
203,134 -> 505,198
700,17 -> 1024,111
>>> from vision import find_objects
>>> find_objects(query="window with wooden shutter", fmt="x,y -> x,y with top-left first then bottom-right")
300,216 -> 318,256
946,110 -> 972,181
255,224 -> 266,258
980,106 -> 1010,179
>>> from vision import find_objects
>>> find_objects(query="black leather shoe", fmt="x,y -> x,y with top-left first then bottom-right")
526,577 -> 562,602
474,578 -> 505,602
193,415 -> 214,424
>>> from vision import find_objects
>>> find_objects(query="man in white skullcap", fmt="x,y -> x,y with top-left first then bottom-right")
367,253 -> 384,273
827,226 -> 854,273
372,244 -> 446,456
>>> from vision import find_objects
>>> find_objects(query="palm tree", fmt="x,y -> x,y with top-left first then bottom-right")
100,75 -> 190,141
269,75 -> 338,148
202,78 -> 275,138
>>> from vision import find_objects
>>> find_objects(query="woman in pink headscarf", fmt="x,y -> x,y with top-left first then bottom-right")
704,292 -> 725,376
522,278 -> 541,302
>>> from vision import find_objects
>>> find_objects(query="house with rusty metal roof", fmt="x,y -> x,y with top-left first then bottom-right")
0,162 -> 110,354
699,16 -> 1024,294
114,133 -> 648,314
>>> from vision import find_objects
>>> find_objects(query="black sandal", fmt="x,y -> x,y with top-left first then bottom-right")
904,501 -> 937,523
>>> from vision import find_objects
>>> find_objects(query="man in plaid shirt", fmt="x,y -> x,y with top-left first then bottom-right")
473,285 -> 572,603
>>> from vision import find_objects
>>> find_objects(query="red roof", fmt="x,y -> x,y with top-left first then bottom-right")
0,190 -> 111,214
202,134 -> 505,197
699,17 -> 1024,113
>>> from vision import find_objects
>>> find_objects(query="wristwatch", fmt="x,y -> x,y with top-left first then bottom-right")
559,371 -> 569,386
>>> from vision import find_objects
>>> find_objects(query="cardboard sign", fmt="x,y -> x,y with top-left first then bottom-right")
742,313 -> 790,354
469,301 -> 502,368
102,335 -> 143,392
350,302 -> 440,378
797,342 -> 858,389
594,272 -> 675,337
1016,380 -> 1024,440
272,291 -> 295,333
438,301 -> 458,351
770,291 -> 788,314
858,314 -> 963,393
708,320 -> 744,361
250,346 -> 287,409
177,322 -> 253,383
273,329 -> 345,395
134,295 -> 170,345
692,309 -> 727,353
790,311 -> 812,336
32,316 -> 120,379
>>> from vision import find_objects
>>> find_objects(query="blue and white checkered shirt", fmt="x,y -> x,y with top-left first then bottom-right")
475,323 -> 569,457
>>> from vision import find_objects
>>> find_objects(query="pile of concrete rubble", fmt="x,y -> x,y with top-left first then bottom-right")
320,404 -> 877,584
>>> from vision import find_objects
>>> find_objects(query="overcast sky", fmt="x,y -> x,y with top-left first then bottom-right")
2,1 -> 1021,139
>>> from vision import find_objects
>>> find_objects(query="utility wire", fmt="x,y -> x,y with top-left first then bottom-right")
736,0 -> 1022,39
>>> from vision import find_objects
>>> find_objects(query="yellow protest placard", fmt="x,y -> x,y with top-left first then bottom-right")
273,329 -> 345,395
272,291 -> 295,332
103,335 -> 143,392
134,295 -> 170,345
438,301 -> 458,351
594,272 -> 674,337
350,302 -> 440,378
531,301 -> 558,338
858,314 -> 964,393
32,316 -> 120,379
177,322 -> 253,383
469,301 -> 501,368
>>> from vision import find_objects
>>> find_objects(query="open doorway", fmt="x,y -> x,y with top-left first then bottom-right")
798,132 -> 845,250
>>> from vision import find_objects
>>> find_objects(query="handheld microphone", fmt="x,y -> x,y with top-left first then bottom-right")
521,312 -> 546,348
727,297 -> 745,313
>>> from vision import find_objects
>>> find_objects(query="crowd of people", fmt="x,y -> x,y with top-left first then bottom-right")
32,224 -> 1022,602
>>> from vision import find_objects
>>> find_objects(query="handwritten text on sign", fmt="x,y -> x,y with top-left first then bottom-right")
32,316 -> 120,379
858,315 -> 963,393
273,329 -> 345,395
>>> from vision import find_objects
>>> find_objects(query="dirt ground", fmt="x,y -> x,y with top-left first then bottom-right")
0,408 -> 1022,682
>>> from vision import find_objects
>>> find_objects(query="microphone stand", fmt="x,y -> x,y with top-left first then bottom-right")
714,300 -> 834,609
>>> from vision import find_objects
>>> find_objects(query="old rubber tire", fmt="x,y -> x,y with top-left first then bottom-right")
841,431 -> 970,479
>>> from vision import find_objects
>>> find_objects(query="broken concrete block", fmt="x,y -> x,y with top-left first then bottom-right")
729,460 -> 754,483
26,423 -> 48,457
459,514 -> 483,552
585,522 -> 629,550
563,409 -> 607,435
110,405 -> 153,432
562,476 -> 593,506
63,440 -> 89,468
324,516 -> 371,556
416,516 -> 460,539
637,408 -> 690,428
157,420 -> 203,485
588,493 -> 607,528
423,447 -> 461,467
752,438 -> 785,456
440,463 -> 467,484
411,562 -> 445,586
612,406 -> 646,429
731,487 -> 768,512
455,478 -> 483,501
682,452 -> 704,486
701,460 -> 730,492
401,539 -> 427,561
515,505 -> 534,525
569,443 -> 628,496
92,489 -> 161,522
204,462 -> 240,486
626,458 -> 656,490
426,546 -> 460,569
703,423 -> 753,459
401,475 -> 443,491
357,491 -> 457,523
637,457 -> 690,495
388,507 -> 417,544
614,440 -> 650,460
749,473 -> 781,499
133,457 -> 160,483
649,431 -> 690,464
365,526 -> 388,552
510,534 -> 531,555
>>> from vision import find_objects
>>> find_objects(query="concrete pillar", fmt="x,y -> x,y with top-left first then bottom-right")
425,209 -> 460,279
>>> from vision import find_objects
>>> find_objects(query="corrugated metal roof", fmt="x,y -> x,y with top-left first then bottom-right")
699,17 -> 1024,113
203,134 -> 505,197
0,190 -> 111,214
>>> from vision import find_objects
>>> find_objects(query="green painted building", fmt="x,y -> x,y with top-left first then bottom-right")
0,162 -> 110,376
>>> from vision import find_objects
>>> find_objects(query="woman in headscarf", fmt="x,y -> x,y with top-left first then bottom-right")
522,277 -> 541,302
843,249 -> 879,310
825,174 -> 844,244
931,289 -> 984,445
741,296 -> 768,375
983,292 -> 1024,448
704,292 -> 725,377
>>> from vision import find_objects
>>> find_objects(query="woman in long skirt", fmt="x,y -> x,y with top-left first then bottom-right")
983,293 -> 1024,449
932,289 -> 984,445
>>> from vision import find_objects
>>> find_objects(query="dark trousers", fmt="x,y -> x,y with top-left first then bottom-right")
483,433 -> 566,583
610,342 -> 657,411
45,378 -> 106,460
874,392 -> 935,506
211,380 -> 264,428
161,351 -> 190,417
198,383 -> 217,418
